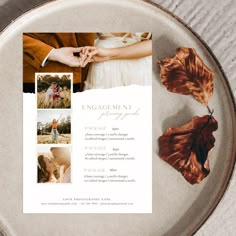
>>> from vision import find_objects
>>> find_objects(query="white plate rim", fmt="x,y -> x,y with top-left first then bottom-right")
146,1 -> 236,234
0,0 -> 235,235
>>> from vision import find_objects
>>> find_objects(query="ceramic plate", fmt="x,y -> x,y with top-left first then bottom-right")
0,0 -> 235,235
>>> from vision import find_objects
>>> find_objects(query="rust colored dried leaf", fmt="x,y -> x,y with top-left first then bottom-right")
157,48 -> 214,106
158,115 -> 218,184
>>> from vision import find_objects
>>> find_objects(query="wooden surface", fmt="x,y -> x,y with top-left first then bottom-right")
151,0 -> 236,235
0,0 -> 235,235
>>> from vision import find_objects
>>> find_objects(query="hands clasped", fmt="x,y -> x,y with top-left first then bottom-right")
48,46 -> 110,68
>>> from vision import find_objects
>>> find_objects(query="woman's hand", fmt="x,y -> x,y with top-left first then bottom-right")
87,40 -> 152,63
58,165 -> 65,183
81,46 -> 113,63
90,48 -> 113,62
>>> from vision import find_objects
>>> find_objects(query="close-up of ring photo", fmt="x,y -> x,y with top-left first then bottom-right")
0,1 -> 235,236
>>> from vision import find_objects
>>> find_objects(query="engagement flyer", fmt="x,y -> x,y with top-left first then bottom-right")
23,32 -> 152,213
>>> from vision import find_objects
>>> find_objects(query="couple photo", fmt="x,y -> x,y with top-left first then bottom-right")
37,146 -> 71,183
23,32 -> 152,92
37,73 -> 71,108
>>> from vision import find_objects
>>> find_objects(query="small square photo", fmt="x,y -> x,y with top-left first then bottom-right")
37,110 -> 71,144
37,146 -> 71,183
36,73 -> 72,109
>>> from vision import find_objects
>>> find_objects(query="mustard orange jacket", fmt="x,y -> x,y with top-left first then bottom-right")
23,33 -> 95,84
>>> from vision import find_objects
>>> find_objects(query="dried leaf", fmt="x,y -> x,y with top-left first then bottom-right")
157,48 -> 214,106
158,115 -> 218,184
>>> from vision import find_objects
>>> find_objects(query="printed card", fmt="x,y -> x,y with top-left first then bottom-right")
23,32 -> 152,213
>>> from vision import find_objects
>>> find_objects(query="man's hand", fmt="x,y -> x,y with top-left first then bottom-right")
48,47 -> 89,67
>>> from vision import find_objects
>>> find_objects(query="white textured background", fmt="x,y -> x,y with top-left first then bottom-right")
0,0 -> 235,235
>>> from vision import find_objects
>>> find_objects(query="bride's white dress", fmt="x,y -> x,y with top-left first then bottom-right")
85,33 -> 152,89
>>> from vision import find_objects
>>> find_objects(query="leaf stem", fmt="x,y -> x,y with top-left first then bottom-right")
207,106 -> 214,116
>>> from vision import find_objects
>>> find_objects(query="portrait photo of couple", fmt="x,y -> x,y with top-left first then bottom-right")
37,73 -> 71,109
23,32 -> 152,93
37,146 -> 71,183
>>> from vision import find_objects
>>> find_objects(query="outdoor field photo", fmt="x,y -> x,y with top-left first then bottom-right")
37,110 -> 71,144
37,73 -> 72,109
